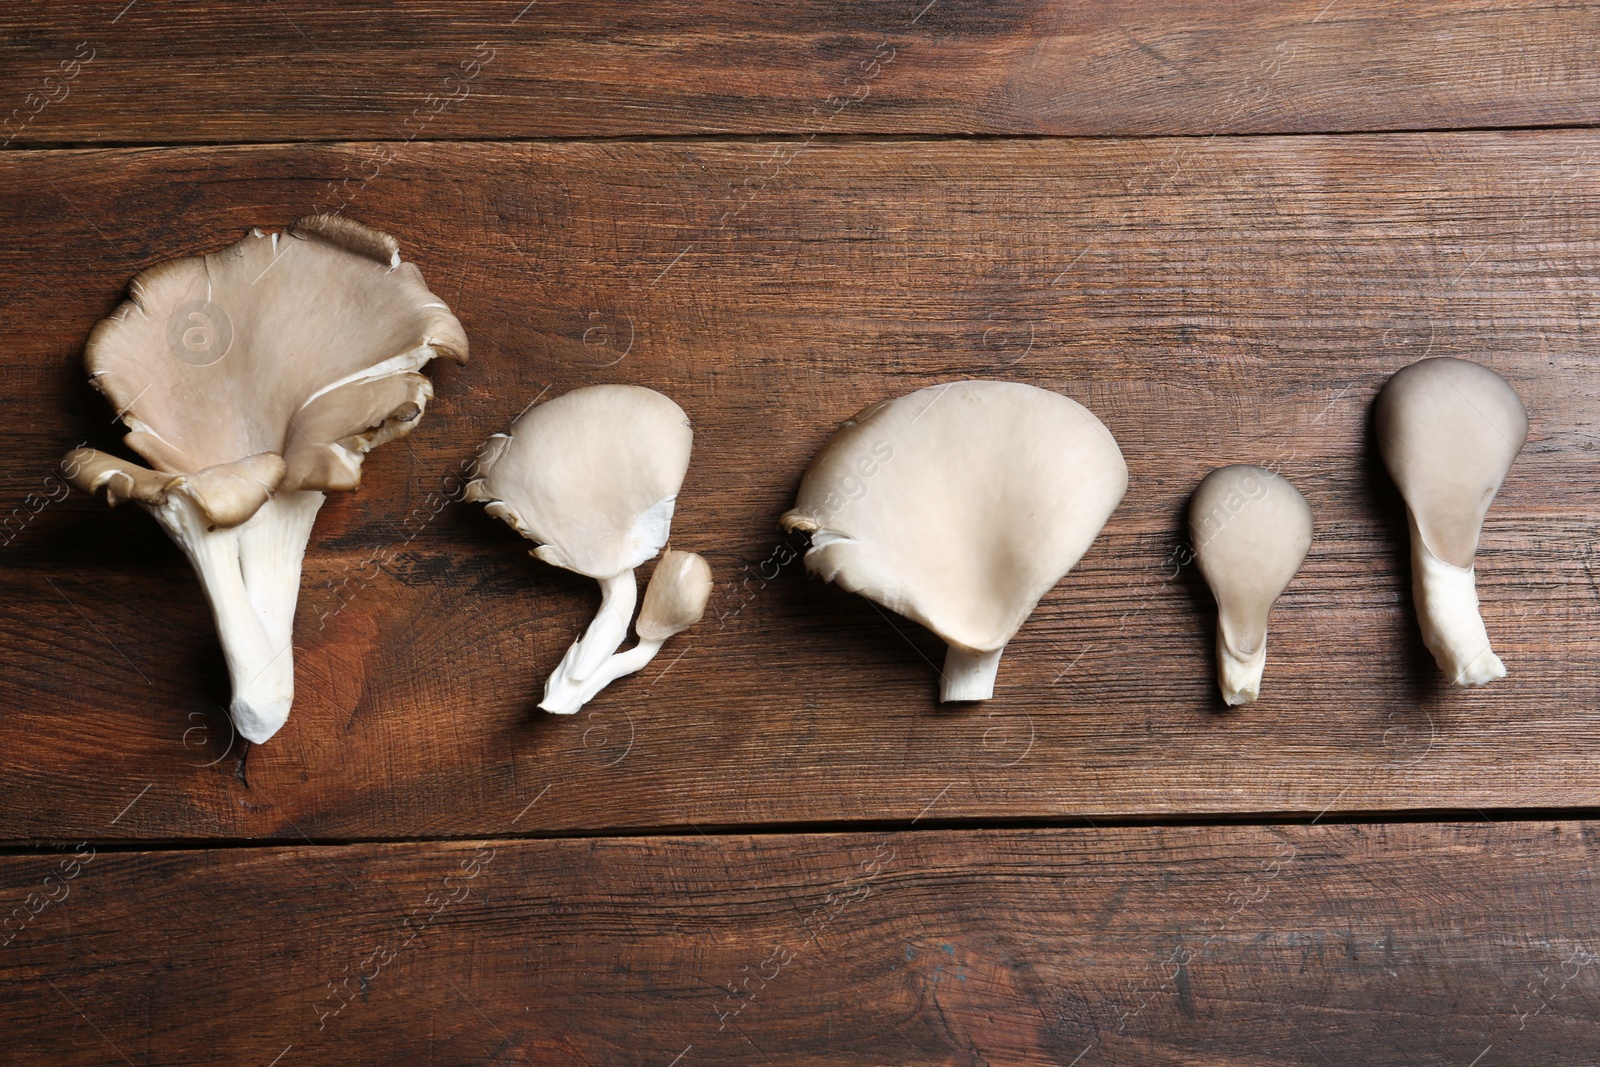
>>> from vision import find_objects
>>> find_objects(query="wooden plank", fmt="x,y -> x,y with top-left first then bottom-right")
2,823 -> 1597,1064
4,132 -> 1600,840
3,1 -> 1600,143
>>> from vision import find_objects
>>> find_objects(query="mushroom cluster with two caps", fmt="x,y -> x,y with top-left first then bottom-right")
66,216 -> 467,743
780,380 -> 1127,701
466,385 -> 711,713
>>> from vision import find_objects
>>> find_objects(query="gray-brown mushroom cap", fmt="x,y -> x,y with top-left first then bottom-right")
636,549 -> 713,642
1374,356 -> 1527,686
1190,464 -> 1313,706
84,213 -> 468,503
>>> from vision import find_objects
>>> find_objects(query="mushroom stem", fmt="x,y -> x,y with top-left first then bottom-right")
239,490 -> 324,664
148,492 -> 309,744
940,645 -> 1004,702
540,638 -> 666,715
542,570 -> 638,712
1406,511 -> 1506,686
1215,629 -> 1267,707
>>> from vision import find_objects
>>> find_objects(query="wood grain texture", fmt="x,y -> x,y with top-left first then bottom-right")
3,0 -> 1600,143
3,822 -> 1598,1065
5,132 -> 1600,840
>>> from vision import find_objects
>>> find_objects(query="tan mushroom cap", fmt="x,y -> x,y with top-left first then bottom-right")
466,385 -> 693,580
1374,357 -> 1527,568
636,550 -> 713,641
84,213 -> 468,512
1190,464 -> 1312,704
780,380 -> 1127,654
64,447 -> 286,529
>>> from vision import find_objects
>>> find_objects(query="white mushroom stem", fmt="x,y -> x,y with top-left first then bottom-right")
148,491 -> 325,743
239,490 -> 323,668
543,570 -> 638,712
941,645 -> 1004,702
1215,632 -> 1267,707
540,637 -> 666,715
1406,512 -> 1505,687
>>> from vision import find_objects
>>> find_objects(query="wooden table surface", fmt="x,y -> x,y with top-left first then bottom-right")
4,2 -> 1600,1063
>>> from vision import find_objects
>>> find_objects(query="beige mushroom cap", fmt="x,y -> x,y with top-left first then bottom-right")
64,447 -> 286,529
1374,356 -> 1527,687
1190,464 -> 1313,705
84,214 -> 468,506
780,380 -> 1127,655
636,550 -> 713,641
466,385 -> 693,580
1192,465 -> 1313,659
61,216 -> 468,744
1374,357 -> 1527,568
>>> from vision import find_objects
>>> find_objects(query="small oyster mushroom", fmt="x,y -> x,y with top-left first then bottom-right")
552,549 -> 713,710
780,380 -> 1127,701
1189,464 -> 1313,706
63,215 -> 467,744
466,385 -> 707,713
1375,357 -> 1528,686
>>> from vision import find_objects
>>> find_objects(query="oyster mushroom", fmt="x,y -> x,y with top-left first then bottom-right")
64,215 -> 468,743
552,549 -> 713,710
1189,464 -> 1313,706
466,385 -> 706,713
1375,356 -> 1528,686
780,380 -> 1127,701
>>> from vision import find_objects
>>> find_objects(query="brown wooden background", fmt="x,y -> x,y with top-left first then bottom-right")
4,2 -> 1600,1063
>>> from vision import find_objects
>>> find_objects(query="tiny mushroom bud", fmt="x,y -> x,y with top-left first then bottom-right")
635,549 -> 713,642
1189,464 -> 1313,706
538,549 -> 715,709
467,385 -> 708,713
64,215 -> 467,744
1375,356 -> 1528,686
780,380 -> 1127,701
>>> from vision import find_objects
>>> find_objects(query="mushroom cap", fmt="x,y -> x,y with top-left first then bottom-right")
63,446 -> 286,530
1374,357 -> 1527,568
780,380 -> 1127,653
467,385 -> 693,580
84,214 -> 468,501
1190,464 -> 1313,657
636,549 -> 713,641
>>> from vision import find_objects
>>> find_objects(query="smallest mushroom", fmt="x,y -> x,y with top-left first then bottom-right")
1190,464 -> 1313,706
544,549 -> 713,712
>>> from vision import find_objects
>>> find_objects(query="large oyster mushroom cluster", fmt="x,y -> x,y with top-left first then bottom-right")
66,215 -> 467,743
